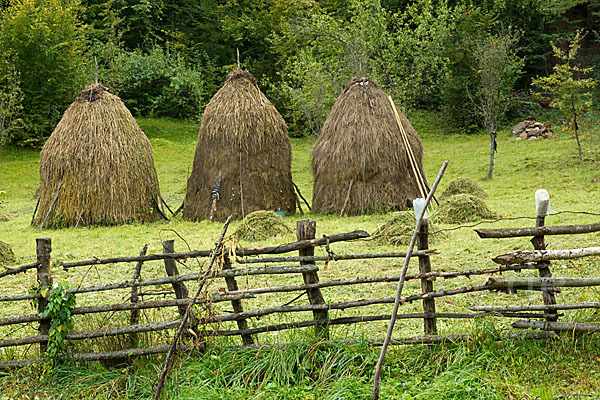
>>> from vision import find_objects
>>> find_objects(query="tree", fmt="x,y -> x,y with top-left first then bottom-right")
533,30 -> 596,162
471,29 -> 522,179
0,0 -> 87,146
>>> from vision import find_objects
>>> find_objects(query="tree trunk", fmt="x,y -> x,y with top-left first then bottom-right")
572,101 -> 582,162
487,129 -> 497,180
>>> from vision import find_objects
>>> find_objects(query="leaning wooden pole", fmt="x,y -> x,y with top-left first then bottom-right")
372,160 -> 448,400
153,216 -> 232,400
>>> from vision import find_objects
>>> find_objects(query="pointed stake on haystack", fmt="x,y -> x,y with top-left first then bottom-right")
371,160 -> 448,400
236,48 -> 241,70
153,216 -> 232,400
94,56 -> 98,85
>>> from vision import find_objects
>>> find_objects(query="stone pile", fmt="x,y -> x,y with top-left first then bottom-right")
512,120 -> 555,141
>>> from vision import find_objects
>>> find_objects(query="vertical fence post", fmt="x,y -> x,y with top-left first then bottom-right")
162,240 -> 189,317
296,219 -> 329,339
222,254 -> 254,345
130,244 -> 148,347
36,238 -> 52,354
414,199 -> 436,335
531,190 -> 558,322
417,222 -> 437,334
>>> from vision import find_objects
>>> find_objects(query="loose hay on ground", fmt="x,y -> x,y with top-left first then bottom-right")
434,194 -> 497,224
0,241 -> 15,265
440,177 -> 487,200
372,211 -> 444,246
234,210 -> 292,241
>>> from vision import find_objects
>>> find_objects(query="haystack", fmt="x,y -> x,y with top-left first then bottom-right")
183,70 -> 296,221
434,194 -> 497,224
234,210 -> 292,241
312,78 -> 425,215
0,241 -> 15,265
440,177 -> 487,200
373,211 -> 444,246
35,84 -> 161,227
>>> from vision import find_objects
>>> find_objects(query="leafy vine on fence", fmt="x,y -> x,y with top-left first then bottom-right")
31,283 -> 76,371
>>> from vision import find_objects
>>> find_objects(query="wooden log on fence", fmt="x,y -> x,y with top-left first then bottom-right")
492,247 -> 600,265
0,294 -> 255,327
223,254 -> 254,345
486,277 -> 600,289
512,320 -> 600,332
0,263 -> 537,304
206,312 -> 547,338
236,229 -> 369,257
36,238 -> 52,354
60,230 -> 370,269
475,222 -> 600,238
297,219 -> 329,339
0,344 -> 191,369
0,265 -> 319,304
162,240 -> 189,317
417,220 -> 437,335
0,319 -> 182,348
470,302 -> 600,312
531,214 -> 558,322
61,249 -> 213,269
234,250 -> 437,264
130,244 -> 148,347
0,262 -> 38,279
220,264 -> 539,299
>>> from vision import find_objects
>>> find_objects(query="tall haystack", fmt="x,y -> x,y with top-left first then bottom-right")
183,70 -> 296,221
36,84 -> 161,228
312,78 -> 425,215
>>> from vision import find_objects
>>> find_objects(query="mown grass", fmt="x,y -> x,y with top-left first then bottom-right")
0,110 -> 599,398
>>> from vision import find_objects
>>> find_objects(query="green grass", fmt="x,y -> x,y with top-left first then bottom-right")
0,111 -> 599,398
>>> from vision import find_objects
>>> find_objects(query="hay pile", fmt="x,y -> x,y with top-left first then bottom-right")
0,241 -> 15,265
234,210 -> 292,241
184,70 -> 296,221
35,84 -> 161,227
312,78 -> 425,215
373,211 -> 443,246
440,177 -> 487,200
434,194 -> 497,224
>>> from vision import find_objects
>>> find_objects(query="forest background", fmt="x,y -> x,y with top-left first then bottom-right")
0,0 -> 599,147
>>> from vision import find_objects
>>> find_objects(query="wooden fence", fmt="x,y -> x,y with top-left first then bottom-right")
0,217 -> 599,369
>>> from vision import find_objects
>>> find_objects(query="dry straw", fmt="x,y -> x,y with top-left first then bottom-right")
434,194 -> 498,224
184,70 -> 296,221
440,177 -> 487,200
312,78 -> 425,215
233,210 -> 292,241
36,84 -> 161,228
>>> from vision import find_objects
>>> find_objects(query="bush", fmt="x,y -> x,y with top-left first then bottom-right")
0,0 -> 87,146
105,46 -> 206,119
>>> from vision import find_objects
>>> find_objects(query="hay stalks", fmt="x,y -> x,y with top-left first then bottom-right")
440,177 -> 487,200
434,194 -> 497,224
36,84 -> 161,228
234,210 -> 292,241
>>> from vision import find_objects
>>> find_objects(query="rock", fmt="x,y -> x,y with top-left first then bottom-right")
528,136 -> 538,141
519,131 -> 528,140
0,241 -> 15,265
511,121 -> 529,135
526,127 -> 541,136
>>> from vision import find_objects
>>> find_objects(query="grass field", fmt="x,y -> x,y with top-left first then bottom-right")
0,110 -> 599,399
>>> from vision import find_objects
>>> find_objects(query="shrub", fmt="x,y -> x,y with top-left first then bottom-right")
0,0 -> 87,146
105,46 -> 206,119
